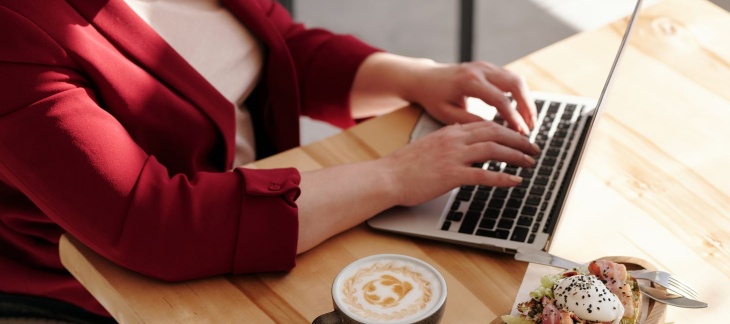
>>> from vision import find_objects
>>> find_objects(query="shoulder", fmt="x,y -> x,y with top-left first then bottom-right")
0,2 -> 74,64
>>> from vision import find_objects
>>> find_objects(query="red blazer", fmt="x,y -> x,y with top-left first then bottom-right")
0,0 -> 379,316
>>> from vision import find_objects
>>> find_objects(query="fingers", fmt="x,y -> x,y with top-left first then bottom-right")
461,62 -> 537,134
450,121 -> 540,187
463,76 -> 530,135
462,167 -> 524,187
430,104 -> 484,125
503,74 -> 537,130
460,121 -> 540,156
463,141 -> 537,169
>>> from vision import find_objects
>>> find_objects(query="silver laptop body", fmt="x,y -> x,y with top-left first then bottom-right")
367,0 -> 643,254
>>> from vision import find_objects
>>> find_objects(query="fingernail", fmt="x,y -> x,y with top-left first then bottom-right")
524,154 -> 536,165
531,143 -> 541,153
509,175 -> 523,183
521,125 -> 530,135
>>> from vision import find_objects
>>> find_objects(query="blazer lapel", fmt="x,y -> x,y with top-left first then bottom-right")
221,0 -> 302,152
65,0 -> 236,169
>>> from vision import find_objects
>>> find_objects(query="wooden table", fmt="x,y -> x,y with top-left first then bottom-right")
60,0 -> 730,322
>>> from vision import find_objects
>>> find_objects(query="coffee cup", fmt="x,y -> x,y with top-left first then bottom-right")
313,254 -> 447,324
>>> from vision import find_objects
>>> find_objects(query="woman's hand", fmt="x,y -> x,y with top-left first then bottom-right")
380,120 -> 540,207
351,53 -> 537,135
296,119 -> 539,253
404,61 -> 537,135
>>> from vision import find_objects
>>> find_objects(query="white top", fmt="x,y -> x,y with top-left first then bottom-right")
125,0 -> 264,167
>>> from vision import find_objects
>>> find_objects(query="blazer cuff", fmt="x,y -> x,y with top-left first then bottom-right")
232,167 -> 301,273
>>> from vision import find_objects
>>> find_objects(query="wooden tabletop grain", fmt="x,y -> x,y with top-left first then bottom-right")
60,0 -> 730,322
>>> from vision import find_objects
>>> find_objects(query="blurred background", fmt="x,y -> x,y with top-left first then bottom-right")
287,0 -> 730,143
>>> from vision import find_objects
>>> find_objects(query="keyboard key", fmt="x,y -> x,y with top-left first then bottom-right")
484,208 -> 501,219
441,221 -> 451,231
468,200 -> 486,212
458,211 -> 481,234
447,211 -> 464,222
497,218 -> 514,229
522,206 -> 538,216
479,218 -> 496,229
535,100 -> 545,112
503,165 -> 519,175
547,102 -> 560,113
477,185 -> 493,193
528,233 -> 536,243
487,162 -> 501,172
492,188 -> 509,198
538,166 -> 554,176
534,176 -> 549,185
546,148 -> 561,157
529,185 -> 545,196
519,168 -> 534,178
450,200 -> 460,210
510,226 -> 530,242
549,139 -> 564,148
473,190 -> 490,201
506,198 -> 522,209
502,208 -> 519,219
526,195 -> 542,206
516,181 -> 530,189
512,187 -> 528,198
542,157 -> 557,166
476,229 -> 509,239
517,216 -> 534,227
456,190 -> 473,201
488,198 -> 505,209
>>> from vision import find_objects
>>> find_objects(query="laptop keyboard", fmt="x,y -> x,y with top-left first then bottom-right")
439,99 -> 588,243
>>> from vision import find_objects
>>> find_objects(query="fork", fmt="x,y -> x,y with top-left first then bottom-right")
629,269 -> 700,300
514,249 -> 702,300
637,283 -> 707,308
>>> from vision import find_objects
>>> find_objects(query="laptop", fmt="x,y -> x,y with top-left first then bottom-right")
367,0 -> 643,253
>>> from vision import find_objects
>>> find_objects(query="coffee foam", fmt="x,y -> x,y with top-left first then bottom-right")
334,255 -> 444,323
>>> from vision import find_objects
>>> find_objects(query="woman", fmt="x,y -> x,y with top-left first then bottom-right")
0,0 -> 538,320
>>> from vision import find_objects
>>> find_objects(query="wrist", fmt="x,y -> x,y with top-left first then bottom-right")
356,53 -> 441,102
371,156 -> 406,207
397,57 -> 442,104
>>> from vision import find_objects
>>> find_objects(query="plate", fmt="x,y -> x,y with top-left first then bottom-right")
490,256 -> 666,324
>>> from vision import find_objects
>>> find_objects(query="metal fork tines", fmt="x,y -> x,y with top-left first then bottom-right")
628,269 -> 700,300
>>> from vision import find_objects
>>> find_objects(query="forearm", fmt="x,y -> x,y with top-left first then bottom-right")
296,159 -> 398,253
350,52 -> 441,118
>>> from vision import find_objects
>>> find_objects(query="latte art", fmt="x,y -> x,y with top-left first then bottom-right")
337,257 -> 443,323
362,274 -> 414,308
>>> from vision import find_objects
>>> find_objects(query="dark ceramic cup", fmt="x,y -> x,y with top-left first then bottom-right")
313,254 -> 447,324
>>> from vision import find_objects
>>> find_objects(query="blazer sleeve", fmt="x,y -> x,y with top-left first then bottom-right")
256,0 -> 383,128
0,5 -> 299,281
